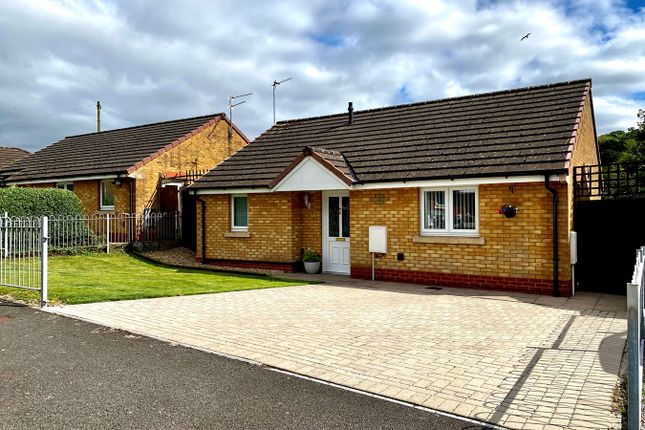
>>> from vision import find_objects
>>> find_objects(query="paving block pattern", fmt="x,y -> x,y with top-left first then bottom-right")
52,279 -> 626,429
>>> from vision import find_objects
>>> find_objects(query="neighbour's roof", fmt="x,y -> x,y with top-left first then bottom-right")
5,114 -> 229,183
191,79 -> 591,190
0,147 -> 31,169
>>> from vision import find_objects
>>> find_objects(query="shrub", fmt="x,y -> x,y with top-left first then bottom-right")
0,187 -> 99,251
0,186 -> 84,217
303,249 -> 321,262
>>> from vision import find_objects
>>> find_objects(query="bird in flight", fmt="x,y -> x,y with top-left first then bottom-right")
521,33 -> 531,41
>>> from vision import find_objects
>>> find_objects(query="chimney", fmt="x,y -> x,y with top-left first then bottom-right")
348,102 -> 354,125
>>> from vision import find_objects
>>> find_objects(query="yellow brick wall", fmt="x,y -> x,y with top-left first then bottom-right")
198,191 -> 323,263
72,181 -> 100,213
197,193 -> 298,262
567,91 -> 599,231
350,183 -> 571,282
71,180 -> 132,214
131,120 -> 246,214
300,191 -> 323,255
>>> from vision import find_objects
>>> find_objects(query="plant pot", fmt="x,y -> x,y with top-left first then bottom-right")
304,261 -> 321,274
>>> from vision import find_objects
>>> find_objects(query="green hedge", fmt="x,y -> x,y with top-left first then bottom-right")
0,186 -> 84,217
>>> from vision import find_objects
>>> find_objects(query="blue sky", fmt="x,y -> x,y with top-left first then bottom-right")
0,0 -> 643,151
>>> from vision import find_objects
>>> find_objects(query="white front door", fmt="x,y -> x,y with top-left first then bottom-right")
323,191 -> 350,274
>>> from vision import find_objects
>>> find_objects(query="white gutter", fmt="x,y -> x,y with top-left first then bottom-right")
352,174 -> 564,190
7,174 -> 120,186
192,174 -> 565,195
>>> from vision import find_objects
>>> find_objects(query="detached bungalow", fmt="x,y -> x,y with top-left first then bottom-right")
189,79 -> 599,296
1,114 -> 248,214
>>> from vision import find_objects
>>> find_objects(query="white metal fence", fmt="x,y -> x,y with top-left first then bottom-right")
0,214 -> 48,307
0,211 -> 179,308
627,245 -> 645,430
48,212 -> 180,252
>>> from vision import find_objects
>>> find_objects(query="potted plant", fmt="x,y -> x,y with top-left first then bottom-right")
303,249 -> 321,274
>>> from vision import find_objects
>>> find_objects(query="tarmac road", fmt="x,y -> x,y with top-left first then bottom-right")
0,300 -> 489,430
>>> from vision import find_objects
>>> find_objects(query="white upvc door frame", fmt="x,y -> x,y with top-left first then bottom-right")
322,190 -> 351,275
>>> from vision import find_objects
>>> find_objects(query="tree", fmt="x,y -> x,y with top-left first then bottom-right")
598,130 -> 632,164
598,109 -> 645,164
619,109 -> 645,164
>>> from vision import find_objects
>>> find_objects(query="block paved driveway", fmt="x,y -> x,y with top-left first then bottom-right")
52,277 -> 626,429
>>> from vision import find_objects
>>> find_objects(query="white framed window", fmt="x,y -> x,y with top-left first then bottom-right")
56,182 -> 74,192
100,180 -> 115,211
231,194 -> 248,231
420,186 -> 478,236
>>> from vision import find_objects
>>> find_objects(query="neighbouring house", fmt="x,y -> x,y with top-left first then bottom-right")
189,79 -> 599,296
0,147 -> 31,185
1,114 -> 248,214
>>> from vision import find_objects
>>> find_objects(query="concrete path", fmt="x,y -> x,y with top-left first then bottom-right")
51,277 -> 627,429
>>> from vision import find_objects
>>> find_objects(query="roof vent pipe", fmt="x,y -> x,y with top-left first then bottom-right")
348,102 -> 354,125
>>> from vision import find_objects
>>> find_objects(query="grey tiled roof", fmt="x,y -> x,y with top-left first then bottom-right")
0,147 -> 30,169
192,79 -> 591,190
5,114 -> 224,182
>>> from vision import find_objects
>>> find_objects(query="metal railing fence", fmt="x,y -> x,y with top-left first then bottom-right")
627,245 -> 645,430
48,212 -> 180,251
0,213 -> 48,307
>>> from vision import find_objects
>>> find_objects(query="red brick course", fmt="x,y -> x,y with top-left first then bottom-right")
351,266 -> 572,296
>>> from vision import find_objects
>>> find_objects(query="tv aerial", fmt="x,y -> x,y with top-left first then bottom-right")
272,78 -> 292,124
227,92 -> 253,122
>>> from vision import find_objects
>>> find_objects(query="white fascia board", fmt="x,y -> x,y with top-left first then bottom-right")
352,174 -> 565,190
273,157 -> 350,192
193,188 -> 270,195
8,174 -> 120,186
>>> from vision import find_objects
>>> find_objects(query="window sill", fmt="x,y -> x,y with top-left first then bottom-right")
413,235 -> 485,245
225,231 -> 250,238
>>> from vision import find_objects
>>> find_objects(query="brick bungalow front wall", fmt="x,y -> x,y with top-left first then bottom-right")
349,183 -> 571,296
196,181 -> 572,296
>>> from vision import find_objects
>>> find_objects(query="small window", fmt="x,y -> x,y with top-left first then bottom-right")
231,194 -> 248,231
420,187 -> 478,236
100,180 -> 115,210
56,182 -> 74,192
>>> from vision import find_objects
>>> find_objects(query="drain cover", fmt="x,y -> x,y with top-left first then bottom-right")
425,286 -> 442,290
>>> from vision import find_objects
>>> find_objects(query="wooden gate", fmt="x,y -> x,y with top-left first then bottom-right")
574,163 -> 645,294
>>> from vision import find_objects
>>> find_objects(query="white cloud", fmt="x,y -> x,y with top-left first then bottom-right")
0,0 -> 643,152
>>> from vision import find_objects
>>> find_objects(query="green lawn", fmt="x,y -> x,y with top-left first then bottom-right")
0,252 -> 305,305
